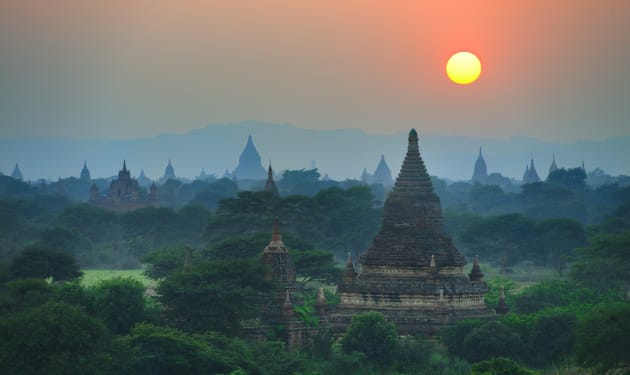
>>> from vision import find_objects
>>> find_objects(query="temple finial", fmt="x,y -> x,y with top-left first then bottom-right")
183,246 -> 192,270
496,287 -> 510,314
282,289 -> 293,317
271,217 -> 282,243
469,255 -> 484,282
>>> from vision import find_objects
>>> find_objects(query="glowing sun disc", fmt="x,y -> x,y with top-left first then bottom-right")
446,51 -> 481,84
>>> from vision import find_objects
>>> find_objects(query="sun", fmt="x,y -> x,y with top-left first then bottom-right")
446,51 -> 481,85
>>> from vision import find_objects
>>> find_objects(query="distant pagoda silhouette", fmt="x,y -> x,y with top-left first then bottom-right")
522,158 -> 540,184
471,147 -> 488,183
89,161 -> 158,212
264,164 -> 279,196
331,129 -> 493,335
11,163 -> 23,180
233,135 -> 267,180
80,161 -> 91,182
161,159 -> 177,182
372,154 -> 393,187
547,154 -> 559,179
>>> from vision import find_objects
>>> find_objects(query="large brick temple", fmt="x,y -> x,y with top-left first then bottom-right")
330,128 -> 494,335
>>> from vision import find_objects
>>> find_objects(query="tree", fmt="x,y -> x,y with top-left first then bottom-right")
88,276 -> 147,334
575,303 -> 630,372
279,169 -> 321,196
340,311 -> 398,366
534,218 -> 586,273
511,280 -> 600,315
0,278 -> 53,313
0,302 -> 110,374
460,214 -> 535,266
441,319 -> 484,358
143,246 -> 192,279
547,167 -> 587,190
570,233 -> 630,294
157,259 -> 272,335
118,323 -> 263,375
8,247 -> 82,282
472,357 -> 536,375
527,313 -> 576,367
290,249 -> 341,285
462,321 -> 523,363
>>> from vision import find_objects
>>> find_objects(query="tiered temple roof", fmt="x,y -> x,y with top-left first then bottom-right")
331,129 -> 493,335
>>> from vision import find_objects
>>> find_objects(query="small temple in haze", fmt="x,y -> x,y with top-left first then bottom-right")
160,159 -> 177,184
79,161 -> 91,182
522,158 -> 541,184
89,161 -> 158,212
264,164 -> 280,196
11,163 -> 23,180
471,147 -> 488,183
372,154 -> 394,187
233,135 -> 267,180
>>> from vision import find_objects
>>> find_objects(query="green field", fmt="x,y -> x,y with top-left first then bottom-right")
81,269 -> 155,288
464,262 -> 562,291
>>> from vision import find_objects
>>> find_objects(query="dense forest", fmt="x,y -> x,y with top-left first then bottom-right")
1,169 -> 629,374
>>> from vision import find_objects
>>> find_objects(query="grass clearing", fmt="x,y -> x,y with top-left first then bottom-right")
81,269 -> 155,289
464,262 -> 563,292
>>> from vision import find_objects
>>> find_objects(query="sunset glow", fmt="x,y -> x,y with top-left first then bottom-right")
446,52 -> 482,85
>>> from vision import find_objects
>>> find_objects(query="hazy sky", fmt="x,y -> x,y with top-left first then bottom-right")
1,1 -> 629,141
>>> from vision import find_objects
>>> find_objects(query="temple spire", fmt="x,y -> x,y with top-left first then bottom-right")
393,128 -> 433,193
282,290 -> 294,317
264,164 -> 279,196
183,246 -> 192,271
472,146 -> 488,183
315,287 -> 328,315
496,288 -> 510,314
468,255 -> 484,282
548,153 -> 559,177
272,217 -> 283,244
342,252 -> 357,285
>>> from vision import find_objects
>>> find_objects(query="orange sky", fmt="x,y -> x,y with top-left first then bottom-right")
0,0 -> 628,140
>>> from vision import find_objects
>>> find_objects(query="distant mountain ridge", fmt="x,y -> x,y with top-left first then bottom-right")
1,121 -> 628,182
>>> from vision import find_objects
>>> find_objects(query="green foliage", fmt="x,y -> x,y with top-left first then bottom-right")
206,186 -> 381,256
484,277 -> 518,308
117,323 -> 264,375
0,302 -> 111,374
547,168 -> 587,190
570,232 -> 630,294
290,249 -> 341,285
460,214 -> 535,265
8,247 -> 83,282
527,313 -> 576,367
143,246 -> 193,279
394,336 -> 467,374
0,278 -> 53,313
88,276 -> 148,334
189,178 -> 239,211
511,280 -> 601,314
340,311 -> 398,366
462,320 -> 524,363
441,318 -> 484,358
472,357 -> 537,375
575,302 -> 630,372
157,259 -> 273,335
